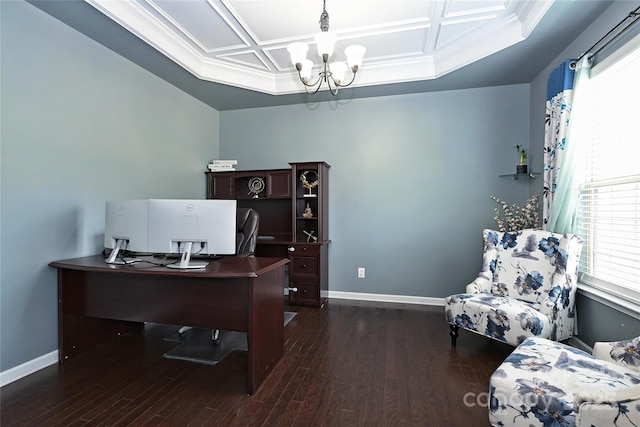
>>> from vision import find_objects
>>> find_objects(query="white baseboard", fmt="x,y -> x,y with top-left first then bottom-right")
0,350 -> 58,388
329,291 -> 445,306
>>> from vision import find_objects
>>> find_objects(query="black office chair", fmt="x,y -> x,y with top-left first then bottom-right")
176,208 -> 259,345
235,207 -> 260,257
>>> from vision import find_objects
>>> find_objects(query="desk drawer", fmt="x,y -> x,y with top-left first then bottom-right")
288,244 -> 320,257
289,281 -> 319,306
289,255 -> 319,276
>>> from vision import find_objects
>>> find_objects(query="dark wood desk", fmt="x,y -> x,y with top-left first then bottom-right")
49,255 -> 289,394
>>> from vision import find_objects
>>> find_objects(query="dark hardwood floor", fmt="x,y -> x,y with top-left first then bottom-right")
1,299 -> 512,426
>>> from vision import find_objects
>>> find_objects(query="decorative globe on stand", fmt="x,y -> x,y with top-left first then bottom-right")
248,177 -> 265,198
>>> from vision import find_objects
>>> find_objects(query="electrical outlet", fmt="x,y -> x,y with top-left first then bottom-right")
357,267 -> 365,278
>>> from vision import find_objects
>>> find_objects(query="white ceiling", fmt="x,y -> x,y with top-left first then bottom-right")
85,0 -> 553,95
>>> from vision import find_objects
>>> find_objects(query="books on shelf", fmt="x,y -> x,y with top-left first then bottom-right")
209,160 -> 237,165
207,160 -> 237,172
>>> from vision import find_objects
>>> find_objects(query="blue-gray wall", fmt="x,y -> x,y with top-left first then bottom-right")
1,1 -> 220,373
220,87 -> 531,299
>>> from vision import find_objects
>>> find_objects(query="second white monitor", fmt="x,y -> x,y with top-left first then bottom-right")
147,199 -> 237,267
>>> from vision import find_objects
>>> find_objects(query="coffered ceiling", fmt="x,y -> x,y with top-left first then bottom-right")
85,0 -> 554,95
29,0 -> 615,110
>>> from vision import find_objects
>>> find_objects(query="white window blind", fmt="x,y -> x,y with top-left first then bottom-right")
577,35 -> 640,306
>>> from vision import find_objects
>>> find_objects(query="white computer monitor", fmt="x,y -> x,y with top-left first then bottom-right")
104,200 -> 150,264
147,199 -> 237,269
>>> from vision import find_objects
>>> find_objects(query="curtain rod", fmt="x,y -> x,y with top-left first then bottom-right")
570,5 -> 640,69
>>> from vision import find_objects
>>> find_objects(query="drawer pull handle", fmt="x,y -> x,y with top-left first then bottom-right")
302,264 -> 307,268
288,287 -> 298,292
288,247 -> 295,252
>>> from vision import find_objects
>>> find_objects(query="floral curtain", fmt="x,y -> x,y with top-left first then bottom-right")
544,57 -> 592,234
542,59 -> 575,230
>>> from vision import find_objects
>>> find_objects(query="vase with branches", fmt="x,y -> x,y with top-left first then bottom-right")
491,192 -> 540,232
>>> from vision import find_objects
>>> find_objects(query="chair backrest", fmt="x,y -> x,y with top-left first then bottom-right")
236,208 -> 259,256
481,228 -> 584,309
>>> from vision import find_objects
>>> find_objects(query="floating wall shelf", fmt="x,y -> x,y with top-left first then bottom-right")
499,172 -> 539,180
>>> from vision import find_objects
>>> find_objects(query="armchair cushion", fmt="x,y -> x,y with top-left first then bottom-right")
445,293 -> 553,344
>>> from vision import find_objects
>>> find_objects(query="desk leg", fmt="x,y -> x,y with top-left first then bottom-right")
247,266 -> 285,394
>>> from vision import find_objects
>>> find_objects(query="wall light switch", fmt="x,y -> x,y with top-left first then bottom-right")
357,267 -> 365,278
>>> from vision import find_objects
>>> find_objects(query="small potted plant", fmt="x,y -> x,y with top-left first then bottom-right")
515,145 -> 528,174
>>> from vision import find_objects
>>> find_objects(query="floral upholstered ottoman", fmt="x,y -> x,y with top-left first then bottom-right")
489,336 -> 640,427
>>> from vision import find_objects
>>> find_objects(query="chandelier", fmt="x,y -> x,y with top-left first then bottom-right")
287,0 -> 366,95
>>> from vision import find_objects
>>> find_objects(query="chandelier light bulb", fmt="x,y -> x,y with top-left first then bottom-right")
287,42 -> 309,70
345,45 -> 366,71
329,62 -> 347,84
314,31 -> 337,61
300,59 -> 314,83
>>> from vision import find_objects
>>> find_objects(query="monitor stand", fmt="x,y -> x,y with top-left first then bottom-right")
105,239 -> 141,265
167,241 -> 208,269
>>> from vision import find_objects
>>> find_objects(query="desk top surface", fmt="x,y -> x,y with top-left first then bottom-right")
50,255 -> 289,278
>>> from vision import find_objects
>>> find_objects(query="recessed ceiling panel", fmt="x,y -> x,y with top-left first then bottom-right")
435,16 -> 495,50
149,0 -> 246,51
264,46 -> 294,72
345,28 -> 430,60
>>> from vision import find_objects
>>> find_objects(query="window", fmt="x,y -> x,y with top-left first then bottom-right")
576,35 -> 640,312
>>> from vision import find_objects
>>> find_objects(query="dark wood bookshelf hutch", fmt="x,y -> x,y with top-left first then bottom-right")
206,162 -> 330,307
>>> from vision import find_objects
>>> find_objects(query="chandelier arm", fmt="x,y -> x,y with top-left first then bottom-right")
299,70 -> 324,95
298,70 -> 324,90
326,74 -> 339,96
334,71 -> 358,88
305,78 -> 324,95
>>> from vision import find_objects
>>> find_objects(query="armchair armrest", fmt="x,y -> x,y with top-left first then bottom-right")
466,275 -> 492,294
574,385 -> 640,427
592,337 -> 640,373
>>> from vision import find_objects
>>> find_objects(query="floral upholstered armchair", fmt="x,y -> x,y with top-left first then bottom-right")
445,228 -> 584,347
489,336 -> 640,427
